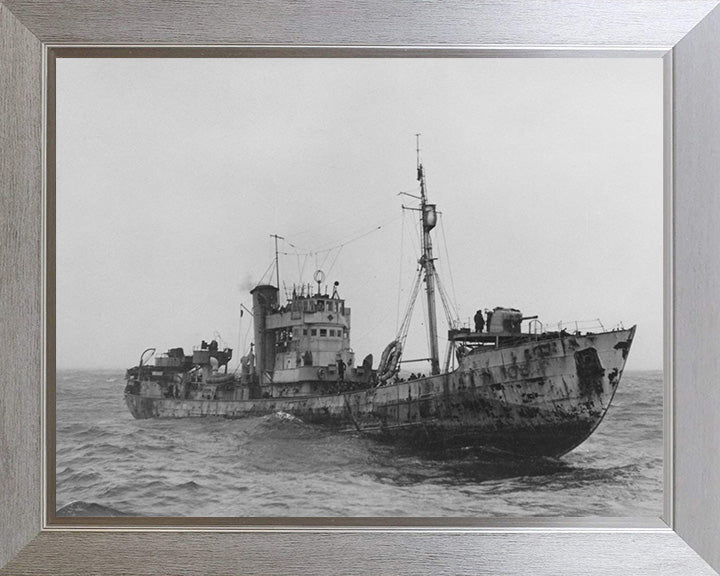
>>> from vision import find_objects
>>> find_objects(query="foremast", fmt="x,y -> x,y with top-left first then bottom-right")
416,135 -> 441,376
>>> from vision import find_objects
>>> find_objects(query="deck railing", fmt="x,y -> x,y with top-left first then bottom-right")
456,317 -> 624,338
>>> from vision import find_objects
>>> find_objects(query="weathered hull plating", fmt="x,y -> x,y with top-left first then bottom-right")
125,327 -> 635,458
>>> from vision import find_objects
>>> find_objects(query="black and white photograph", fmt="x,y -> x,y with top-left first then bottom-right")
55,57 -> 663,518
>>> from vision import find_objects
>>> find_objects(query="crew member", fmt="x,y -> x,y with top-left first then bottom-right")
337,358 -> 346,382
474,309 -> 485,333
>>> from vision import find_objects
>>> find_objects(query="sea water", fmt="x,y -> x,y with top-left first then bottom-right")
56,370 -> 662,517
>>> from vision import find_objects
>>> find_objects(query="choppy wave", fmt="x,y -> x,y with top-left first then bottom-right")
55,369 -> 663,517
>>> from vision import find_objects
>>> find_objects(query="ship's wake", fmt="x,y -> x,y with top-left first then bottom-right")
266,411 -> 305,424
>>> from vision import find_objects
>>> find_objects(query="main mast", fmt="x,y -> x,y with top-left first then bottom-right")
416,135 -> 441,375
270,233 -> 284,288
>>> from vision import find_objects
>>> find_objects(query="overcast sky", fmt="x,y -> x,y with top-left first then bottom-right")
56,58 -> 663,371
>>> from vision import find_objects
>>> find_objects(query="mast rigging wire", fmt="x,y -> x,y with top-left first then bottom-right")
438,213 -> 460,314
395,266 -> 424,347
279,217 -> 399,259
400,195 -> 460,350
258,258 -> 276,286
274,216 -> 399,287
435,272 -> 461,329
395,208 -> 407,333
326,245 -> 344,276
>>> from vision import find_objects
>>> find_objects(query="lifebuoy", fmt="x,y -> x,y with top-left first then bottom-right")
377,340 -> 402,383
317,368 -> 326,380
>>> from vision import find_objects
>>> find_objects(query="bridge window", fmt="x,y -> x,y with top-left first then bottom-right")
303,329 -> 308,336
311,329 -> 317,336
320,329 -> 327,337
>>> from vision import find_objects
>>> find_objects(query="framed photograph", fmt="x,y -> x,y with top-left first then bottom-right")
2,2 -> 720,575
51,54 -> 664,523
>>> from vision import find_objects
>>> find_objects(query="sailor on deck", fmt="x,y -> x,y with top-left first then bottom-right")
474,309 -> 485,333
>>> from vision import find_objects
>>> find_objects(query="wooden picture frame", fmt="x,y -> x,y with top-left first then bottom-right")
2,2 -> 720,574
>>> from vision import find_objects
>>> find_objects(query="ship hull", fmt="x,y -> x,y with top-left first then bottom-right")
124,327 -> 635,458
